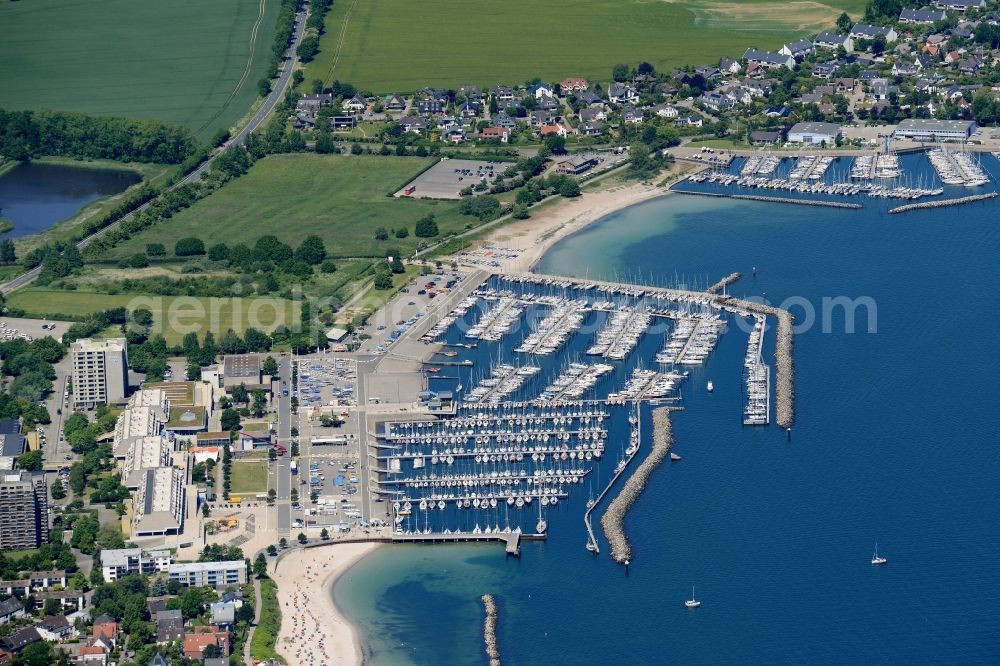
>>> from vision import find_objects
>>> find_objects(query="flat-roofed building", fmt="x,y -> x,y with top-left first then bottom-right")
223,354 -> 262,390
70,338 -> 128,408
133,467 -> 184,537
101,548 -> 173,581
787,121 -> 843,145
0,471 -> 48,548
893,118 -> 977,141
0,419 -> 25,471
168,560 -> 247,589
122,435 -> 172,490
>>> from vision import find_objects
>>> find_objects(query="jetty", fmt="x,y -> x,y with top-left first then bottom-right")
599,407 -> 677,564
707,272 -> 741,294
673,189 -> 862,209
481,594 -> 502,666
889,191 -> 997,214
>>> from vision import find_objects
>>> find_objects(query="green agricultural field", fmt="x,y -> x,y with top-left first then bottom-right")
0,0 -> 279,141
110,154 -> 473,259
6,289 -> 301,346
230,461 -> 269,494
302,0 -> 868,92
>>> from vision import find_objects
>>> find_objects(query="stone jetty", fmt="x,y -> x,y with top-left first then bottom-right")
707,272 -> 741,294
727,301 -> 795,428
673,189 -> 862,209
888,191 -> 997,214
481,594 -> 501,666
600,407 -> 677,564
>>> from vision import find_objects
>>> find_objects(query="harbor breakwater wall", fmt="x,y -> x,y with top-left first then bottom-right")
673,189 -> 862,209
600,407 -> 677,564
889,191 -> 997,214
481,594 -> 501,666
707,272 -> 741,294
724,299 -> 794,428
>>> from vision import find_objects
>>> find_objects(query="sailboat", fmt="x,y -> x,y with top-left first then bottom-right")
707,380 -> 714,393
685,586 -> 701,608
871,542 -> 887,565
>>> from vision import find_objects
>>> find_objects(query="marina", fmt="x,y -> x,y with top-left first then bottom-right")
742,317 -> 770,426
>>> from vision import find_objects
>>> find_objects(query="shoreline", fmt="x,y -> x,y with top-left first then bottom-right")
467,165 -> 694,274
271,541 -> 381,665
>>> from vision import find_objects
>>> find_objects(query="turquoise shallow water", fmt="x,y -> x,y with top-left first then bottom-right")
335,155 -> 1000,664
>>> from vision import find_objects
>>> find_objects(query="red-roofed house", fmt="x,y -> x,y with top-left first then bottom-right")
91,620 -> 118,650
480,127 -> 511,143
77,644 -> 108,666
560,77 -> 590,91
183,627 -> 231,660
539,124 -> 568,138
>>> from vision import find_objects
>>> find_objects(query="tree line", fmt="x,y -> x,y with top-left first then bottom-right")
0,108 -> 197,163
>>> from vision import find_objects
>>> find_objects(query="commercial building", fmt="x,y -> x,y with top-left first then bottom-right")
168,560 -> 247,589
893,118 -> 978,141
0,420 -> 26,471
0,471 -> 48,548
121,435 -> 172,490
787,122 -> 843,145
132,467 -> 185,537
71,338 -> 129,408
100,548 -> 173,581
223,354 -> 263,390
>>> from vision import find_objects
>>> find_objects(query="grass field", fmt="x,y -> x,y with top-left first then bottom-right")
0,0 -> 279,141
302,0 -> 868,92
230,460 -> 269,494
6,289 -> 301,345
109,154 -> 473,259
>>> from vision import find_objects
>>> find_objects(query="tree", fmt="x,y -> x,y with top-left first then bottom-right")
267,544 -> 278,556
395,227 -> 409,238
315,131 -> 336,154
373,273 -> 393,290
297,34 -> 320,61
16,449 -> 43,471
279,537 -> 288,549
559,179 -> 581,198
208,243 -> 230,262
262,356 -> 278,376
221,408 -> 241,431
0,239 -> 17,264
374,226 -> 389,241
836,11 -> 852,34
146,243 -> 166,257
414,214 -> 439,238
174,237 -> 205,256
543,134 -> 567,154
126,251 -> 147,268
51,477 -> 66,500
243,327 -> 271,352
320,259 -> 337,273
321,527 -> 330,540
871,33 -> 887,55
295,235 -> 327,265
253,235 -> 293,263
186,362 -> 201,381
390,256 -> 405,274
612,63 -> 630,81
297,532 -> 307,544
267,488 -> 276,506
253,553 -> 268,578
202,502 -> 210,517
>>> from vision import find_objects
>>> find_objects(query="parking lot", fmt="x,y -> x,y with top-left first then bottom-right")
0,316 -> 72,342
395,158 -> 507,199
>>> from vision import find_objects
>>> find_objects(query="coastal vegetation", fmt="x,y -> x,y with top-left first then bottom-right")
249,578 -> 283,662
301,0 -> 866,91
0,0 -> 281,140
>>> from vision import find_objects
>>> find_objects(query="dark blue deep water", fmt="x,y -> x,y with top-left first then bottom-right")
0,161 -> 141,238
335,154 -> 1000,664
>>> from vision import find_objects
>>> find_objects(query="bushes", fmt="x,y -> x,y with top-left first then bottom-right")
175,237 -> 205,256
249,579 -> 283,662
414,214 -> 439,238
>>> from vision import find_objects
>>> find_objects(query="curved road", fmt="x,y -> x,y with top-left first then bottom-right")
1,10 -> 307,295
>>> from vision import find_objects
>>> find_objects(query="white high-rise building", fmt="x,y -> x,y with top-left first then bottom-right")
70,338 -> 128,408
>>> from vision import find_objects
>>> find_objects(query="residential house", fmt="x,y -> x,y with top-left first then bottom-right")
560,77 -> 589,91
417,87 -> 448,102
156,609 -> 184,643
530,83 -> 555,99
719,58 -> 741,74
92,616 -> 118,650
529,110 -> 554,128
147,596 -> 176,619
417,99 -> 444,115
814,32 -> 854,51
490,112 -> 517,129
210,602 -> 236,628
607,83 -> 639,104
812,62 -> 839,78
652,104 -> 679,118
893,60 -> 921,76
149,654 -> 170,666
476,128 -> 505,147
490,86 -> 514,102
851,23 -> 898,43
780,39 -> 814,60
37,615 -> 74,642
77,645 -> 108,666
441,128 -> 467,144
0,598 -> 23,625
578,107 -> 607,122
899,8 -> 947,24
869,79 -> 893,101
435,115 -> 458,130
742,48 -> 795,69
576,91 -> 604,106
988,10 -> 1000,24
557,156 -> 599,175
459,100 -> 480,117
742,79 -> 773,97
342,95 -> 367,113
695,66 -> 720,79
2,627 -> 41,654
539,124 -> 569,137
674,114 -> 704,127
620,106 -> 643,124
182,626 -> 230,660
460,85 -> 483,101
537,94 -> 560,111
959,56 -> 982,74
699,92 -> 734,111
765,105 -> 791,118
398,117 -> 428,134
578,120 -> 604,136
384,94 -> 406,111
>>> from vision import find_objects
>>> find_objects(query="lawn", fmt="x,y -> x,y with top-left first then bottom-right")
301,0 -> 868,92
6,289 -> 301,346
0,0 -> 279,141
230,460 -> 269,494
109,154 -> 473,259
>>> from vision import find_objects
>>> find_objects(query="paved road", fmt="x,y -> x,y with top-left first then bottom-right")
277,355 -> 292,441
0,11 -> 307,295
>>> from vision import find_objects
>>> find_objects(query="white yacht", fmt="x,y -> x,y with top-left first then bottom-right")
871,542 -> 887,565
685,586 -> 701,608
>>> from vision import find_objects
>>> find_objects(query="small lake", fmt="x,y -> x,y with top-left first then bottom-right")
0,161 -> 142,238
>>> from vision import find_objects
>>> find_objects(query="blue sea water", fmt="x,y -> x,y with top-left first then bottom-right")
335,155 -> 1000,664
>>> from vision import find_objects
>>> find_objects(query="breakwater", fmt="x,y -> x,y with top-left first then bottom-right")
600,407 -> 677,564
707,272 -> 741,294
481,594 -> 501,666
724,299 -> 795,428
673,189 -> 862,209
888,191 -> 997,214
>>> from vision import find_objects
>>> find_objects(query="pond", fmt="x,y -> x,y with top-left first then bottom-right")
0,161 -> 142,239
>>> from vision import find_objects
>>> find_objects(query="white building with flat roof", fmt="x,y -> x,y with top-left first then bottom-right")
71,338 -> 128,408
100,548 -> 173,581
133,467 -> 184,537
121,435 -> 172,490
787,122 -> 843,145
893,118 -> 977,141
168,560 -> 247,589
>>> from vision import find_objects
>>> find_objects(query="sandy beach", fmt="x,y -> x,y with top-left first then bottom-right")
466,165 -> 695,273
271,542 -> 380,666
